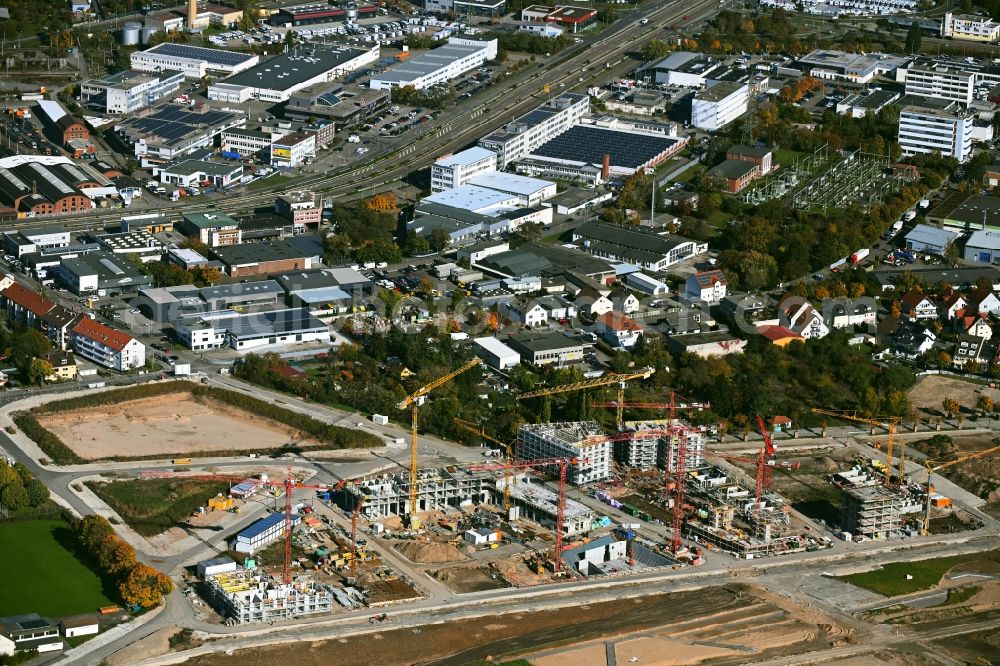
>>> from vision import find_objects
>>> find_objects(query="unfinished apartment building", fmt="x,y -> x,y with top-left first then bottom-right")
613,421 -> 706,472
342,467 -> 595,536
517,421 -> 611,484
842,486 -> 903,540
205,569 -> 335,624
684,468 -> 802,559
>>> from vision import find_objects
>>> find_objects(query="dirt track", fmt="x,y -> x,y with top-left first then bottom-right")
38,394 -> 318,459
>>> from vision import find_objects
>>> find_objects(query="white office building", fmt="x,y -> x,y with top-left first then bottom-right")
81,69 -> 185,114
517,421 -> 612,485
431,147 -> 497,191
369,37 -> 497,90
131,43 -> 259,80
903,64 -> 975,104
691,81 -> 748,132
465,171 -> 556,206
479,92 -> 589,166
942,11 -> 1000,42
898,101 -> 974,163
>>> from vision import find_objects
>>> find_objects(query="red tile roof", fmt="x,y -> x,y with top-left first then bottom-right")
2,282 -> 56,317
757,324 -> 803,342
596,311 -> 641,332
72,317 -> 134,352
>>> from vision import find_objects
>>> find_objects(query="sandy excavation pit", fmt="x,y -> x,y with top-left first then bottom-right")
38,393 -> 319,459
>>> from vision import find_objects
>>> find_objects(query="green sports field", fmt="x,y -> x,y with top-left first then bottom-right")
0,519 -> 116,617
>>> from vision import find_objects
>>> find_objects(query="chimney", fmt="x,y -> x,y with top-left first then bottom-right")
601,154 -> 610,181
187,0 -> 197,31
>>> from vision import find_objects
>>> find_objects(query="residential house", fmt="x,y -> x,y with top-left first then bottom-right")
0,633 -> 14,657
655,298 -> 703,335
45,351 -> 77,382
71,317 -> 145,371
778,298 -> 829,339
891,322 -> 936,359
685,270 -> 728,304
757,324 -> 804,346
826,300 -> 877,329
536,295 -> 575,321
617,292 -> 640,314
0,613 -> 62,653
966,286 -> 1000,315
504,299 -> 548,327
769,415 -> 792,432
666,330 -> 747,357
940,291 -> 968,320
953,334 -> 988,368
965,315 -> 993,340
0,281 -> 78,350
577,286 -> 613,318
595,311 -> 643,349
900,289 -> 938,320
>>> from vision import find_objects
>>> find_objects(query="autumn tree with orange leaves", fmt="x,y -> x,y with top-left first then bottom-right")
364,193 -> 398,213
119,564 -> 174,608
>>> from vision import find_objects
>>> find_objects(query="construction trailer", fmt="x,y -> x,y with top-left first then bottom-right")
841,485 -> 903,540
204,568 -> 335,624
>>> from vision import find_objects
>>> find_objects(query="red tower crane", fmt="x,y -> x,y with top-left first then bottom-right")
140,468 -> 330,584
350,496 -> 366,579
466,456 -> 588,572
756,415 -> 777,491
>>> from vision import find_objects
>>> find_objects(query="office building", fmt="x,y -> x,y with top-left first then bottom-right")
507,331 -> 584,366
903,64 -> 975,104
369,37 -> 497,90
640,51 -> 724,87
479,92 -> 589,166
941,11 -> 1000,42
898,100 -> 974,163
270,131 -> 315,168
431,147 -> 497,192
131,43 -> 259,80
55,251 -> 153,293
275,191 -> 322,229
81,69 -> 185,114
207,45 -> 378,103
179,212 -> 242,247
157,159 -> 243,189
691,81 -> 748,131
175,307 -> 330,351
794,49 -> 910,84
517,421 -> 611,484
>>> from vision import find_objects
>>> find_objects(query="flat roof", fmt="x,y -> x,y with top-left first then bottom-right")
235,512 -> 300,540
474,335 -> 519,358
212,239 -> 315,266
695,80 -> 746,103
116,105 -> 244,148
529,125 -> 680,170
216,45 -> 370,91
507,331 -> 583,353
138,43 -> 257,68
422,185 -> 519,213
466,171 -> 554,196
164,159 -> 243,177
434,146 -> 497,168
183,211 -> 238,229
373,39 -> 495,85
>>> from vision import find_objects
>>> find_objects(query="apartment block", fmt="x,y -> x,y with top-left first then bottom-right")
898,101 -> 974,163
517,421 -> 611,485
656,427 -> 706,472
942,11 -> 1000,42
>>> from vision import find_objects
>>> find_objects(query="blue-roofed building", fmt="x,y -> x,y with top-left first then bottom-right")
904,224 -> 961,255
233,512 -> 301,553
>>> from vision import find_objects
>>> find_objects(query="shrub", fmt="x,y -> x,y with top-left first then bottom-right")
12,412 -> 83,465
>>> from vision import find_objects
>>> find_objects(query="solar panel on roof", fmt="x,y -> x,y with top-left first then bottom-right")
531,126 -> 678,170
147,43 -> 253,67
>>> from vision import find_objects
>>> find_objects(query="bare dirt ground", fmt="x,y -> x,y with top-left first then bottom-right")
432,564 -> 508,593
908,375 -> 1000,416
38,394 -> 318,459
186,584 -> 857,666
393,540 -> 468,564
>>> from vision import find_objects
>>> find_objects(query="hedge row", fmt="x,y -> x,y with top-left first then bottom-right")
11,412 -> 84,465
32,381 -> 192,415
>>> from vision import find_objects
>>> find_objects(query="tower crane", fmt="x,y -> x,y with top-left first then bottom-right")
350,496 -> 365,579
811,408 -> 901,487
516,367 -> 655,429
755,414 -> 777,514
466,456 -> 588,572
594,394 -> 710,431
921,444 -> 1000,534
453,417 -> 516,514
140,468 -> 329,584
397,358 -> 483,526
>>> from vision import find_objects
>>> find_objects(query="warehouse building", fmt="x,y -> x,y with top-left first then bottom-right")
156,159 -> 243,189
517,421 -> 611,484
270,1 -> 377,26
965,229 -> 1000,263
369,37 -> 498,90
479,92 -> 589,167
275,267 -> 372,307
207,45 -> 379,103
571,221 -> 707,272
131,43 -> 259,80
81,69 -> 185,114
212,239 -> 319,277
507,331 -> 584,366
473,336 -> 520,370
55,250 -> 153,294
114,105 -> 246,161
639,51 -> 724,87
421,185 -> 521,216
464,172 -> 556,206
135,280 -> 285,322
233,512 -> 302,553
175,307 -> 331,351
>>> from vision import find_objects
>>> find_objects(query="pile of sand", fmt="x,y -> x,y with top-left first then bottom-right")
395,540 -> 468,564
815,457 -> 840,472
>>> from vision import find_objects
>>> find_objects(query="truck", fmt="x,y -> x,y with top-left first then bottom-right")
174,363 -> 191,376
850,248 -> 870,265
902,210 -> 917,222
829,257 -> 847,272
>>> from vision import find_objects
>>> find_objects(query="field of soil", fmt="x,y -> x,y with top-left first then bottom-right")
432,565 -> 508,593
187,584 -> 854,666
39,393 -> 319,459
908,375 -> 1000,416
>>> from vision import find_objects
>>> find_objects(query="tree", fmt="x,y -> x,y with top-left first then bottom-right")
28,358 -> 53,386
430,227 -> 451,253
0,482 -> 28,511
0,462 -> 18,489
905,23 -> 922,54
75,515 -> 115,552
119,563 -> 173,608
97,535 -> 137,575
640,39 -> 671,61
977,394 -> 994,415
403,231 -> 430,257
418,276 -> 435,296
942,397 -> 960,418
24,478 -> 48,507
195,266 -> 222,286
364,192 -> 398,212
12,330 -> 51,372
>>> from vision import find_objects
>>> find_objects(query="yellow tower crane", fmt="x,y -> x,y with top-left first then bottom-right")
811,408 -> 901,487
397,357 -> 483,527
453,417 -> 515,514
517,367 -> 656,428
921,444 -> 1000,534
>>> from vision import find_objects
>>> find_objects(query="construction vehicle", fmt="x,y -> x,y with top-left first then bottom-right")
369,613 -> 388,623
921,444 -> 1000,534
811,408 -> 901,487
517,367 -> 655,429
466,456 -> 588,572
397,358 -> 483,528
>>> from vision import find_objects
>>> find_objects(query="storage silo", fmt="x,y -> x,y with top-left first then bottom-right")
121,22 -> 141,46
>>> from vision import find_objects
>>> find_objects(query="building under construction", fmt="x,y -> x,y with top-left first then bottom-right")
204,567 -> 335,624
842,485 -> 903,540
340,466 -> 595,536
517,421 -> 611,484
613,421 -> 706,472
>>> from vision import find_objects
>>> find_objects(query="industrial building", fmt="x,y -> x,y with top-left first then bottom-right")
421,185 -> 521,216
464,172 -> 556,207
114,105 -> 246,161
517,421 -> 611,485
135,280 -> 285,322
284,82 -> 390,128
204,567 -> 335,624
207,45 -> 379,103
2,227 -> 71,258
0,156 -> 118,216
842,486 -> 903,540
131,43 -> 259,79
473,336 -> 521,370
156,159 -> 244,189
81,69 -> 185,114
175,307 -> 331,351
479,93 -> 590,167
898,100 -> 974,163
507,331 -> 584,367
431,147 -> 498,192
369,37 -> 498,90
269,1 -> 378,27
639,51 -> 724,87
55,251 -> 153,294
794,49 -> 910,85
964,229 -> 1000,263
212,239 -> 320,277
571,221 -> 708,272
179,211 -> 242,247
342,467 -> 595,536
93,229 -> 165,262
691,81 -> 748,132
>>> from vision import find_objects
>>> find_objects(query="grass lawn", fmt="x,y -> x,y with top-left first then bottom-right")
671,164 -> 704,184
87,479 -> 233,537
774,148 -> 804,166
0,519 -> 116,617
838,550 -> 1000,596
247,174 -> 293,191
